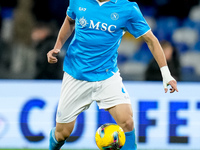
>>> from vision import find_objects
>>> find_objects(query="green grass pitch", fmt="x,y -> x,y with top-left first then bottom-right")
0,149 -> 98,150
0,149 -> 97,150
2,149 -> 197,150
0,149 -> 184,150
2,149 -> 196,150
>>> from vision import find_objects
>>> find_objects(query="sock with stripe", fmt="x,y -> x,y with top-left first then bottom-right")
121,129 -> 137,150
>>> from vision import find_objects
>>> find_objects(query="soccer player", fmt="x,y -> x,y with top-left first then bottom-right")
47,0 -> 178,149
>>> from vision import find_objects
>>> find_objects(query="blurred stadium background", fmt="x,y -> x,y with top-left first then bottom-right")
0,0 -> 200,150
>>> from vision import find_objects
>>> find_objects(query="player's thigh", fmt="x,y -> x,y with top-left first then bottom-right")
96,71 -> 131,109
56,72 -> 93,123
108,103 -> 134,132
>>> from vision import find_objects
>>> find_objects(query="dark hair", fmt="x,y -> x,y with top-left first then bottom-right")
160,40 -> 172,49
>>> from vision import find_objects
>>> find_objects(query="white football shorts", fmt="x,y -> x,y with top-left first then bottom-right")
56,71 -> 131,123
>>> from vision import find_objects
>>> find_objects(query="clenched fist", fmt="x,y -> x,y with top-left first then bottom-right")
47,49 -> 60,64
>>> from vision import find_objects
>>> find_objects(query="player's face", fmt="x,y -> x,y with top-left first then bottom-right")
164,46 -> 173,61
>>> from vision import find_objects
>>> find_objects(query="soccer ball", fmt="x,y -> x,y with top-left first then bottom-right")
95,123 -> 126,150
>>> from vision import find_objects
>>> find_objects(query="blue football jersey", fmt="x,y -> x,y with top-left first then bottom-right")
63,0 -> 150,81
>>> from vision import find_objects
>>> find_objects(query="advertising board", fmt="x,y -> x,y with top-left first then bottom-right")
0,80 -> 200,149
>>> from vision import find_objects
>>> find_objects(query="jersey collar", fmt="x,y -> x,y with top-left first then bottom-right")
96,0 -> 117,6
110,0 -> 117,3
96,0 -> 117,3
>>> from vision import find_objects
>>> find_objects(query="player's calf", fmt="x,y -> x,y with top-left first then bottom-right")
49,127 -> 65,150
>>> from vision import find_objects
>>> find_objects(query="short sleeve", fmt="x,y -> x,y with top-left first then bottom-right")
125,3 -> 151,39
66,0 -> 76,20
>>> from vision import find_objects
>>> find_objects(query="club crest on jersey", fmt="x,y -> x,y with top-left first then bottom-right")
111,13 -> 119,20
79,17 -> 88,28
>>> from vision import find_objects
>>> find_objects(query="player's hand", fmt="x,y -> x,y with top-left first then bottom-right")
161,66 -> 178,93
163,78 -> 178,93
47,49 -> 60,64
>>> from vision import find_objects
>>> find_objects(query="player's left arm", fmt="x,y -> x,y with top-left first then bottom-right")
141,30 -> 178,93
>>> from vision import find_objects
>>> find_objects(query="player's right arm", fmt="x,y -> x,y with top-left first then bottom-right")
47,16 -> 75,64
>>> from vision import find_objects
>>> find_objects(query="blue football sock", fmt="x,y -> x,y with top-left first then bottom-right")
49,127 -> 65,150
121,129 -> 137,150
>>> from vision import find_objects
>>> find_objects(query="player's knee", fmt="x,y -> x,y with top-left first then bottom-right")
55,128 -> 71,142
122,118 -> 134,132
